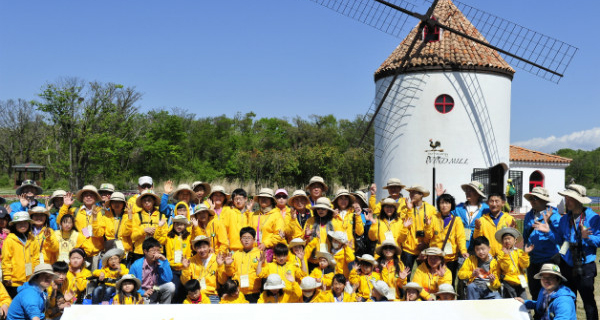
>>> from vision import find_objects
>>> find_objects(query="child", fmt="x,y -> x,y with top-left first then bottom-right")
495,227 -> 532,299
402,282 -> 422,301
225,227 -> 262,303
207,185 -> 229,220
29,206 -> 53,264
113,274 -> 143,305
287,238 -> 308,272
91,248 -> 128,304
46,261 -> 71,319
219,279 -> 248,304
374,239 -> 409,300
435,283 -> 458,300
180,235 -> 227,304
257,273 -> 301,303
183,279 -> 209,304
299,276 -> 334,303
66,248 -> 92,302
370,280 -> 391,302
160,182 -> 197,220
49,214 -> 92,264
257,243 -> 306,284
2,211 -> 41,297
327,231 -> 355,278
310,251 -> 335,289
191,181 -> 211,206
366,198 -> 404,246
349,254 -> 381,301
330,273 -> 357,302
412,247 -> 452,301
190,204 -> 228,254
458,236 -> 501,300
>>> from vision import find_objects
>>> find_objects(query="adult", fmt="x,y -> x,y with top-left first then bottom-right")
368,178 -> 408,215
92,192 -> 133,256
306,176 -> 328,208
473,193 -> 516,258
130,189 -> 162,262
206,186 -> 229,220
127,176 -> 154,214
247,188 -> 285,254
274,189 -> 290,220
46,190 -> 66,231
285,190 -> 312,241
98,183 -> 115,212
10,180 -> 45,218
332,189 -> 364,248
453,181 -> 489,250
161,182 -> 198,220
129,237 -> 175,304
7,264 -> 57,320
402,185 -> 436,273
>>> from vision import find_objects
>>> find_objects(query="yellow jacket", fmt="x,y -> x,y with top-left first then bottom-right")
376,259 -> 408,299
183,293 -> 211,304
220,206 -> 250,252
497,248 -> 530,286
334,209 -> 364,246
113,293 -> 144,305
429,213 -> 467,262
304,290 -> 335,303
284,209 -> 313,241
0,282 -> 11,308
92,264 -> 129,287
332,246 -> 355,278
457,255 -> 501,290
303,217 -> 345,264
332,292 -> 358,302
191,217 -> 229,254
47,230 -> 93,264
32,228 -> 55,265
258,261 -> 306,283
258,281 -> 302,303
348,270 -> 381,300
398,202 -> 436,255
369,196 -> 408,215
473,212 -> 516,257
411,262 -> 452,301
127,194 -> 142,215
180,253 -> 227,296
219,293 -> 249,304
368,217 -> 404,246
154,226 -> 193,271
225,248 -> 262,295
130,209 -> 162,254
67,268 -> 92,296
1,233 -> 40,287
310,267 -> 334,288
92,212 -> 133,254
248,208 -> 286,248
58,205 -> 105,256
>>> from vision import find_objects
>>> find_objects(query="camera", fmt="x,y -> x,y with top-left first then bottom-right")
570,242 -> 584,277
416,230 -> 425,237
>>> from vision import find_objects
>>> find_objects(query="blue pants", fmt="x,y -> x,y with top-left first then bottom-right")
466,282 -> 501,300
92,286 -> 116,304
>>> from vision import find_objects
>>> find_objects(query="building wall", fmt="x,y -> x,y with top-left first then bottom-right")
509,162 -> 568,213
373,71 -> 512,203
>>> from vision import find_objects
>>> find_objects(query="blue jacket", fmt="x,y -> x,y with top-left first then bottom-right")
453,202 -> 489,249
523,207 -> 560,263
159,194 -> 196,223
524,284 -> 576,320
48,211 -> 59,230
9,202 -> 45,219
129,257 -> 173,295
549,207 -> 600,266
7,282 -> 47,320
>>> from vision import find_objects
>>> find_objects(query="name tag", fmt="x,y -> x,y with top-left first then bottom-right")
464,228 -> 472,239
174,250 -> 183,264
320,243 -> 328,252
443,242 -> 453,256
518,274 -> 528,289
25,263 -> 33,277
387,286 -> 397,300
384,231 -> 394,242
559,241 -> 570,255
200,277 -> 206,289
82,227 -> 92,238
39,252 -> 45,264
115,240 -> 125,251
240,274 -> 250,288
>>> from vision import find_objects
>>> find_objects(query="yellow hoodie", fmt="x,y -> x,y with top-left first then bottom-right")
180,253 -> 227,296
225,248 -> 262,295
220,206 -> 250,252
92,210 -> 133,254
247,208 -> 286,248
258,281 -> 302,303
190,215 -> 229,254
219,293 -> 249,304
497,248 -> 530,286
398,202 -> 436,255
1,233 -> 40,287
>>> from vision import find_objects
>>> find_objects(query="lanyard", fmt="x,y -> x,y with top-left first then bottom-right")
193,255 -> 214,279
507,249 -> 521,272
466,204 -> 481,225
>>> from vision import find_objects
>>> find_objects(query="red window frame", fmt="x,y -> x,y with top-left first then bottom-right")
529,170 -> 544,192
434,94 -> 454,114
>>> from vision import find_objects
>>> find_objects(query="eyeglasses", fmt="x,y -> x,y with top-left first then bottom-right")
140,184 -> 152,189
241,236 -> 254,240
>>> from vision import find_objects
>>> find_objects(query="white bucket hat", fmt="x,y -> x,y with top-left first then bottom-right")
371,280 -> 390,297
312,197 -> 334,213
422,247 -> 445,257
306,176 -> 328,192
494,227 -> 521,243
49,190 -> 67,203
357,254 -> 377,266
352,190 -> 368,208
101,248 -> 124,267
288,238 -> 306,248
333,189 -> 355,205
116,274 -> 141,293
76,185 -> 101,202
191,181 -> 211,196
194,204 -> 215,216
406,185 -> 431,197
30,263 -> 58,280
300,276 -> 321,290
98,183 -> 115,193
403,282 -> 423,292
327,230 -> 347,243
173,184 -> 198,202
28,206 -> 49,216
315,251 -> 336,266
135,189 -> 161,208
109,192 -> 127,204
524,187 -> 552,203
288,190 -> 310,206
383,178 -> 405,189
435,283 -> 457,297
461,181 -> 486,199
380,197 -> 399,209
10,211 -> 32,226
253,188 -> 275,203
558,184 -> 591,204
172,214 -> 191,226
264,274 -> 286,290
191,235 -> 211,247
534,263 -> 567,282
208,185 -> 230,201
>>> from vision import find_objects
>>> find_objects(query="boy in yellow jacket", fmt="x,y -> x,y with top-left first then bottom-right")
225,227 -> 262,303
190,204 -> 229,254
473,193 -> 516,257
181,235 -> 227,304
182,279 -> 210,304
495,227 -> 532,299
349,254 -> 381,301
221,189 -> 253,252
458,236 -> 501,299
257,243 -> 306,284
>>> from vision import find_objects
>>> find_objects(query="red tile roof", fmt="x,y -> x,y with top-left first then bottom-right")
510,145 -> 572,164
375,0 -> 515,80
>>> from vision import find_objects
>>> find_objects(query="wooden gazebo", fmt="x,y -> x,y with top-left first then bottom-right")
12,162 -> 45,189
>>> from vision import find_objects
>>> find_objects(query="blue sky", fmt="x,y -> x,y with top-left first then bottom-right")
1,0 -> 598,152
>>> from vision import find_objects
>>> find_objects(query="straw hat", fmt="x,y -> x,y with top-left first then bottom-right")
109,192 -> 127,204
49,190 -> 67,203
264,274 -> 286,290
306,176 -> 328,192
315,251 -> 336,266
288,190 -> 310,206
300,277 -> 321,290
98,183 -> 115,193
101,248 -> 124,267
191,181 -> 211,196
422,247 -> 445,257
534,263 -> 567,282
357,254 -> 377,266
524,187 -> 552,203
9,211 -> 32,226
253,188 -> 275,203
30,263 -> 58,280
436,283 -> 457,297
138,176 -> 153,186
406,185 -> 431,197
375,239 -> 402,256
494,227 -> 521,243
382,178 -> 405,190
558,184 -> 591,204
16,180 -> 43,196
194,204 -> 215,216
352,190 -> 368,208
76,185 -> 101,202
173,184 -> 198,202
172,214 -> 190,226
461,181 -> 486,198
116,274 -> 142,293
327,230 -> 347,243
135,189 -> 161,208
288,238 -> 306,248
380,197 -> 399,209
312,197 -> 334,213
372,280 -> 390,297
208,185 -> 230,201
333,189 -> 355,205
403,282 -> 422,292
28,206 -> 49,216
191,235 -> 211,247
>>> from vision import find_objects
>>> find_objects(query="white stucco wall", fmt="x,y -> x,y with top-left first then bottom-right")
373,71 -> 512,203
509,162 -> 568,213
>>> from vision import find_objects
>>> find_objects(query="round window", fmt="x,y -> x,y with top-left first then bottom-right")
435,94 -> 454,114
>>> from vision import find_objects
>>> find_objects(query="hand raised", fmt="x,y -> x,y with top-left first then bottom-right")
164,180 -> 174,194
370,183 -> 377,195
63,192 -> 75,207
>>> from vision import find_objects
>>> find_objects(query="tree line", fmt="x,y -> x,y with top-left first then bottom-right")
0,78 -> 374,192
555,148 -> 600,190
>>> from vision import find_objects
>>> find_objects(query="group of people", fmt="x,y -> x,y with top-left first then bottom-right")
0,175 -> 597,320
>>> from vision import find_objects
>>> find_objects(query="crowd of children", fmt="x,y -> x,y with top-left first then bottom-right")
0,176 -> 596,320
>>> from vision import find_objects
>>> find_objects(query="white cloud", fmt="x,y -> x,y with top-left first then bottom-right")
513,127 -> 600,153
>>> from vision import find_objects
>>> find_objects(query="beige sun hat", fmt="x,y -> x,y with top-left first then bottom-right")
116,274 -> 141,293
524,187 -> 552,203
28,206 -> 49,216
208,185 -> 230,201
375,239 -> 402,256
383,178 -> 405,190
306,176 -> 328,192
49,190 -> 67,203
135,189 -> 161,208
372,280 -> 390,297
109,192 -> 127,204
191,235 -> 211,247
253,188 -> 275,203
288,238 -> 306,248
9,211 -> 32,226
101,248 -> 124,267
98,183 -> 115,193
315,251 -> 336,266
380,197 -> 399,209
312,197 -> 334,213
403,282 -> 423,292
422,247 -> 445,257
193,204 -> 215,216
172,184 -> 198,202
352,190 -> 368,208
534,263 -> 567,282
327,230 -> 347,243
461,181 -> 486,198
30,263 -> 58,280
332,189 -> 355,206
172,214 -> 191,226
16,180 -> 43,196
76,185 -> 101,202
495,227 -> 521,243
300,276 -> 321,290
406,185 -> 431,197
288,190 -> 310,207
264,274 -> 286,290
435,283 -> 457,297
558,184 -> 591,204
191,181 -> 212,196
357,254 -> 378,266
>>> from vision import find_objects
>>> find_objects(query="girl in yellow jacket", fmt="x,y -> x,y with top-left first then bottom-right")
66,248 -> 92,302
309,251 -> 335,288
219,279 -> 249,304
257,273 -> 302,303
495,227 -> 531,299
2,211 -> 41,297
91,248 -> 128,304
207,185 -> 229,220
374,240 -> 409,300
367,198 -> 405,246
284,190 -> 313,241
304,197 -> 344,265
330,274 -> 358,302
0,281 -> 11,317
180,236 -> 227,303
221,189 -> 253,252
349,254 -> 381,301
48,214 -> 93,264
91,192 -> 133,256
28,206 -> 54,265
113,274 -> 143,305
190,204 -> 229,254
248,188 -> 286,253
412,247 -> 453,301
332,189 -> 364,248
327,231 -> 355,278
130,190 -> 163,259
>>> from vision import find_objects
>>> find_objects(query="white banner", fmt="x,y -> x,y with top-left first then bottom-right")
62,299 -> 530,320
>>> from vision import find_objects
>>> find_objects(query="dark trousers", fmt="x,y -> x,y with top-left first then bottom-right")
171,270 -> 186,304
401,251 -> 418,280
527,261 -> 546,320
560,259 -> 598,320
92,286 -> 116,304
245,293 -> 260,304
446,260 -> 459,288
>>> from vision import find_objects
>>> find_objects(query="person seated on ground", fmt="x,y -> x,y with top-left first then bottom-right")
46,262 -> 70,319
257,243 -> 305,284
182,279 -> 209,304
402,282 -> 422,301
515,263 -> 576,320
91,248 -> 128,304
435,283 -> 458,301
370,280 -> 392,302
129,237 -> 175,304
458,236 -> 501,300
7,264 -> 57,320
330,273 -> 357,302
257,273 -> 301,303
412,247 -> 452,301
349,254 -> 380,301
219,279 -> 248,304
495,227 -> 532,299
309,251 -> 335,289
113,274 -> 143,305
66,248 -> 92,303
299,276 -> 334,303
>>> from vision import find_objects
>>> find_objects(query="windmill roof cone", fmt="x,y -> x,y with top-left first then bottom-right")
375,0 -> 516,81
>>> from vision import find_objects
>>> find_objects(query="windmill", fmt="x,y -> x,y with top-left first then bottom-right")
305,0 -> 577,202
